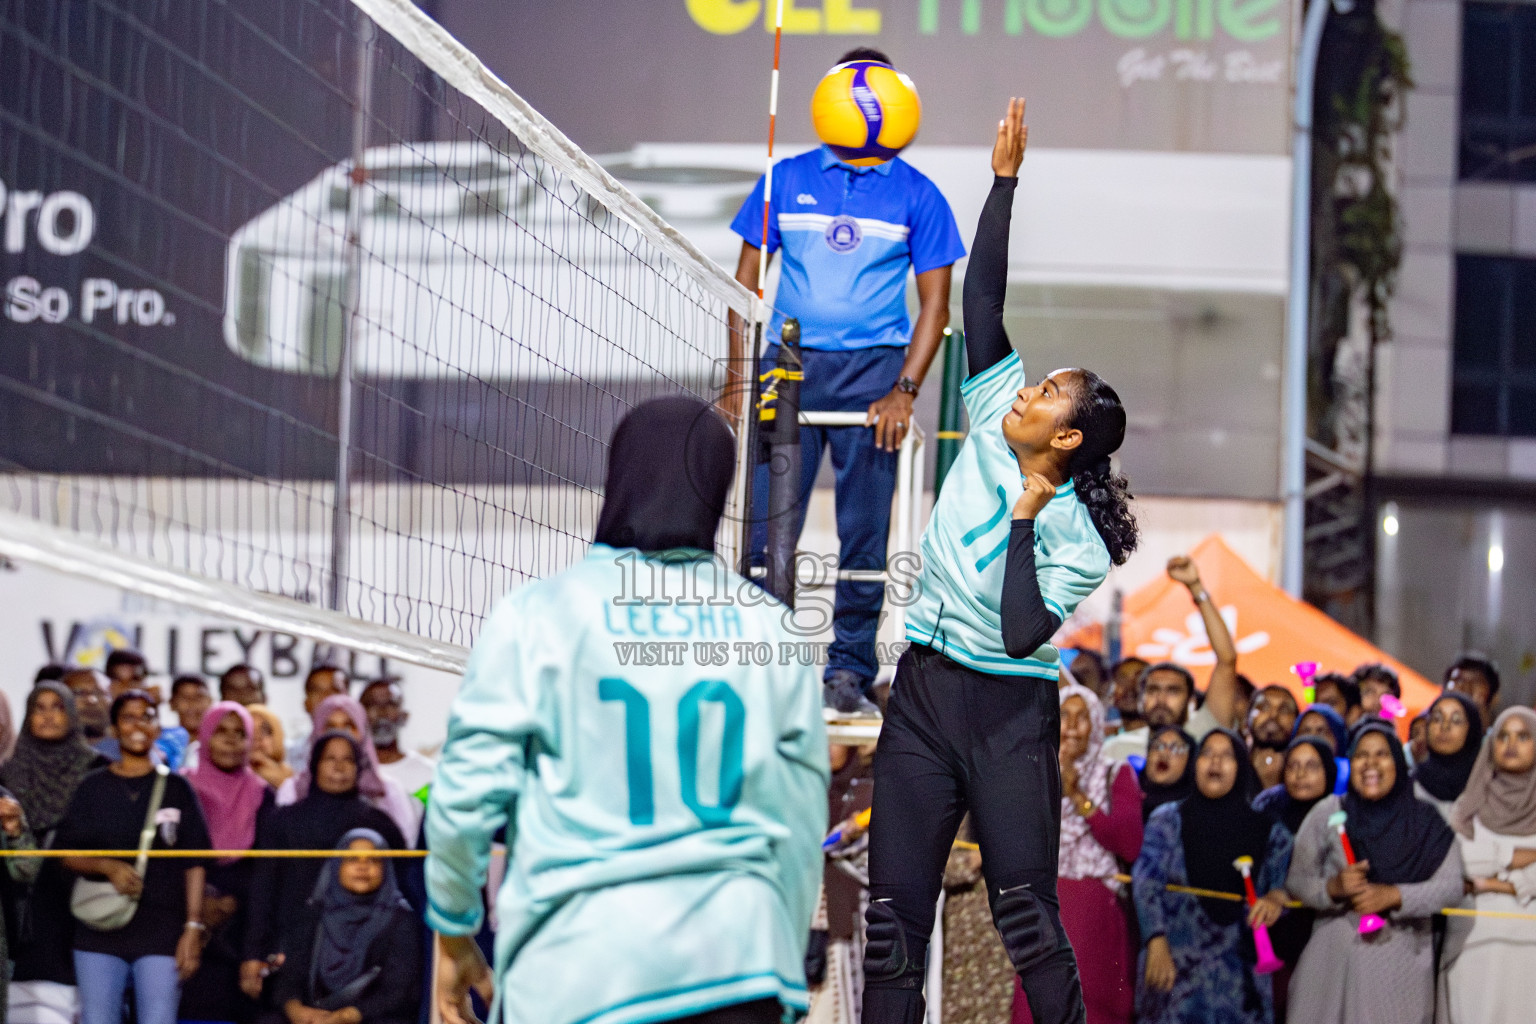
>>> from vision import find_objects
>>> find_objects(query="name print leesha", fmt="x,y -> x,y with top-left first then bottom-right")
602,602 -> 747,641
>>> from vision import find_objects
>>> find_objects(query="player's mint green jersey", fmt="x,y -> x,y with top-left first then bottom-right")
425,545 -> 829,1024
905,352 -> 1111,677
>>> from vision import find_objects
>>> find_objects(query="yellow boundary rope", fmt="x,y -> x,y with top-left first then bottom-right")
953,841 -> 1536,920
16,848 -> 1536,921
1437,906 -> 1536,921
0,849 -> 426,858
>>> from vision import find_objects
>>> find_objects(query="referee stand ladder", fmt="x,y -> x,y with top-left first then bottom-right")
752,327 -> 981,749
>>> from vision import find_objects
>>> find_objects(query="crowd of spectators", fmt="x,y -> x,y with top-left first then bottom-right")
1,554 -> 1532,1024
0,660 -> 435,1024
820,555 -> 1536,1024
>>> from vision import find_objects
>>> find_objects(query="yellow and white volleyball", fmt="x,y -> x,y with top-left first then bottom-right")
811,60 -> 921,167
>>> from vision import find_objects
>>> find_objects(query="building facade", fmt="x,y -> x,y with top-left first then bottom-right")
1375,0 -> 1536,704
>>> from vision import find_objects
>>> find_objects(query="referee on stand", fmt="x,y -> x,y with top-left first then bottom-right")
730,47 -> 965,717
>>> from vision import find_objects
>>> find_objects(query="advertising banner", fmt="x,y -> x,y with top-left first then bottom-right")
443,0 -> 1294,155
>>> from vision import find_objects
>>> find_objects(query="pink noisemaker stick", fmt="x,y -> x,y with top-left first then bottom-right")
1327,810 -> 1386,934
1233,856 -> 1284,974
1379,693 -> 1407,720
1292,661 -> 1319,706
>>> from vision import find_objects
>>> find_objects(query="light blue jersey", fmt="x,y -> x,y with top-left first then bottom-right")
425,546 -> 830,1024
905,352 -> 1111,677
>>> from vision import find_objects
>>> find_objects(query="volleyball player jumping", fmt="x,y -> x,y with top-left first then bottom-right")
860,99 -> 1138,1024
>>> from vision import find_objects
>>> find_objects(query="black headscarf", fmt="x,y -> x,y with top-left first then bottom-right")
281,734 -> 407,908
1343,723 -> 1456,885
1178,729 -> 1274,926
1255,736 -> 1339,834
1138,725 -> 1197,822
310,827 -> 410,998
0,682 -> 107,832
593,396 -> 736,553
250,733 -> 407,963
1412,692 -> 1485,803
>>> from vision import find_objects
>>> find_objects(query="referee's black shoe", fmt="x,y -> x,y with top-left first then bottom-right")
823,669 -> 881,718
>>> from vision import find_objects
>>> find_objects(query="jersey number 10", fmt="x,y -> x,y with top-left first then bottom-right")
599,678 -> 746,827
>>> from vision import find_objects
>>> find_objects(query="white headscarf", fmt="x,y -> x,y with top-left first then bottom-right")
1057,682 -> 1119,887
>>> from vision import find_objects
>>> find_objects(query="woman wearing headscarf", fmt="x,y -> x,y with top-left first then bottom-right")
1136,725 -> 1196,824
1292,706 -> 1348,756
1249,737 -> 1337,1022
1,682 -> 110,1023
277,695 -> 417,843
180,702 -> 277,1024
1253,737 -> 1338,837
1438,707 -> 1536,1022
1290,705 -> 1350,795
1132,729 -> 1290,1024
1014,683 -> 1142,1024
242,732 -> 406,1005
1411,691 -> 1484,820
264,829 -> 422,1024
246,704 -> 293,789
0,690 -> 17,764
1284,723 -> 1462,1024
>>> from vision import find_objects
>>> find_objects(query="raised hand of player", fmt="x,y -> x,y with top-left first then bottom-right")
991,97 -> 1028,178
437,933 -> 495,1024
1012,472 -> 1055,520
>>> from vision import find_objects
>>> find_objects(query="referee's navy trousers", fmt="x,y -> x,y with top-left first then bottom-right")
749,344 -> 903,686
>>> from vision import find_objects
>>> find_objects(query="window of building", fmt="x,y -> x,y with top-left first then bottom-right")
1461,3 -> 1536,182
1452,254 -> 1536,435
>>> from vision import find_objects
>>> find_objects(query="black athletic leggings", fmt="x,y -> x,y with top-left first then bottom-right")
860,644 -> 1086,1024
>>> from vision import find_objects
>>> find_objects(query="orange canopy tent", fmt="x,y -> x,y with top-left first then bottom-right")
1110,534 -> 1438,723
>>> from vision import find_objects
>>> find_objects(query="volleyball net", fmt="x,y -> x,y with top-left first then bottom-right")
0,0 -> 763,671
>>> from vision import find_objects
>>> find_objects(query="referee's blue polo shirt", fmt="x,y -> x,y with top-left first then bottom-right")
731,146 -> 965,352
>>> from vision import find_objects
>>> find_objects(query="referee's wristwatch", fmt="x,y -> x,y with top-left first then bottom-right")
895,376 -> 919,397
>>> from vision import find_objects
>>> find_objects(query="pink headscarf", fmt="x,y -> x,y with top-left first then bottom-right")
1057,683 -> 1120,888
184,702 -> 270,856
293,695 -> 387,801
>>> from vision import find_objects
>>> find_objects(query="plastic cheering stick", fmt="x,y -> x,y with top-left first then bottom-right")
823,807 -> 872,851
1233,856 -> 1284,974
1379,693 -> 1407,720
1326,810 -> 1386,934
1291,661 -> 1319,707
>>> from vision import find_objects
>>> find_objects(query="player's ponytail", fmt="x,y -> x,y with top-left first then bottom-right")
1065,371 -> 1138,566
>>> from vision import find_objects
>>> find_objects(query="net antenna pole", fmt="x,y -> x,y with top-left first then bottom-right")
738,0 -> 786,578
763,319 -> 802,608
329,13 -> 377,614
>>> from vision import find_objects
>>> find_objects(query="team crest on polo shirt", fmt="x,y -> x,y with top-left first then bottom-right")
824,215 -> 862,253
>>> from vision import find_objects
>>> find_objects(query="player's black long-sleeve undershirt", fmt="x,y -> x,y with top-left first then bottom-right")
961,174 -> 1062,660
962,175 -> 1019,378
1001,520 -> 1059,660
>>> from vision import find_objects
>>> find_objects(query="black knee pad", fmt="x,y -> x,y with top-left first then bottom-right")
863,898 -> 925,990
993,884 -> 1060,977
